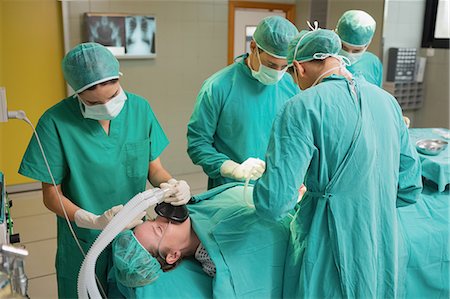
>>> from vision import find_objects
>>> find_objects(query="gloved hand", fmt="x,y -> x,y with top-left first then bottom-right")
403,116 -> 411,128
74,205 -> 146,230
298,184 -> 307,202
220,158 -> 266,181
159,179 -> 191,206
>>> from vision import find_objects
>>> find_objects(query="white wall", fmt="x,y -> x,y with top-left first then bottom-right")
414,48 -> 450,128
295,0 -> 310,30
382,0 -> 426,76
383,0 -> 450,128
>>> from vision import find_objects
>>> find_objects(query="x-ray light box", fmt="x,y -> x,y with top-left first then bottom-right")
84,13 -> 156,59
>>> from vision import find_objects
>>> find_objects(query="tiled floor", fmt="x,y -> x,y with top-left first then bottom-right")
7,171 -> 207,298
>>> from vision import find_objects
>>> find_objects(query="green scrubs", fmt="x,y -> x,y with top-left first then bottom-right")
253,76 -> 423,298
187,54 -> 299,189
19,92 -> 169,299
347,51 -> 383,87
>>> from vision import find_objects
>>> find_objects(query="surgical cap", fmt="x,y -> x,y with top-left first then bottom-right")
112,230 -> 162,288
253,16 -> 298,59
287,29 -> 342,65
62,42 -> 120,93
336,10 -> 376,47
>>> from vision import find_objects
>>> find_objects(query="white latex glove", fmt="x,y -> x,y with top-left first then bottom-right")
220,158 -> 266,181
298,184 -> 307,202
74,205 -> 145,230
159,179 -> 191,206
403,116 -> 411,128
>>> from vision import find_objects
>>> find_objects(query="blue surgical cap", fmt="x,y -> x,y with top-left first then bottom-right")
336,10 -> 376,47
62,42 -> 120,93
112,230 -> 162,288
287,28 -> 342,65
253,16 -> 299,59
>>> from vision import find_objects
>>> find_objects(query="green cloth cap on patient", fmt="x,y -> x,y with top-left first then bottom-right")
112,230 -> 162,288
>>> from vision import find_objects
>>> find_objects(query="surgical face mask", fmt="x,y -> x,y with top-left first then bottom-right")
339,49 -> 365,65
78,88 -> 127,120
248,50 -> 286,85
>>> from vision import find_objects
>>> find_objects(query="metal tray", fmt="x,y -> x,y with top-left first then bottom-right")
416,139 -> 448,156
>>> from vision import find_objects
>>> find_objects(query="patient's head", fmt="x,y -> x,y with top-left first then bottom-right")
112,215 -> 199,287
133,216 -> 199,270
112,229 -> 162,287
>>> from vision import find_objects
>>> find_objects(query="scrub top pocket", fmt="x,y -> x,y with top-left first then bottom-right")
125,138 -> 150,178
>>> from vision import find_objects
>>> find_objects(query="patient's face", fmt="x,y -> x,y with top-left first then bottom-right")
133,216 -> 191,258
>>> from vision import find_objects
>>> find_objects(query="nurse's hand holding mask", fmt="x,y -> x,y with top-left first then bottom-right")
160,179 -> 191,206
74,205 -> 146,230
220,158 -> 266,181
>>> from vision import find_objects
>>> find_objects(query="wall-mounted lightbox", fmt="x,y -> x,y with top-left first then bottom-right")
84,13 -> 156,59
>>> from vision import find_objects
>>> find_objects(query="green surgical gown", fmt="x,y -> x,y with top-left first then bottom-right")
187,54 -> 299,189
347,51 -> 383,87
19,92 -> 169,298
253,76 -> 423,298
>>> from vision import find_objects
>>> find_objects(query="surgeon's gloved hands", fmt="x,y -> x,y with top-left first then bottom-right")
160,179 -> 191,206
403,116 -> 411,128
298,184 -> 307,202
74,205 -> 146,230
220,158 -> 266,181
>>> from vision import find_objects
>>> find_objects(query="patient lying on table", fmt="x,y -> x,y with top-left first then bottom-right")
111,183 -> 290,298
112,206 -> 215,290
134,209 -> 215,276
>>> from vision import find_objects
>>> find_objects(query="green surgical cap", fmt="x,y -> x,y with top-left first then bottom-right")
62,42 -> 120,93
336,10 -> 376,47
253,16 -> 298,59
287,29 -> 342,65
112,230 -> 162,288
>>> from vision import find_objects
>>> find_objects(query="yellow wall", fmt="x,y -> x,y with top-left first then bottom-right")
0,0 -> 3,85
0,0 -> 65,185
0,0 -> 4,175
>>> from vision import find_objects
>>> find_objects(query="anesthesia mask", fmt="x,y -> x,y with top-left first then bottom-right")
154,202 -> 189,223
